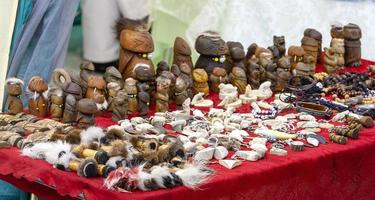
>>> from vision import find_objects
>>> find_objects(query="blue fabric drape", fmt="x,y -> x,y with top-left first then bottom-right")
9,0 -> 33,55
7,0 -> 79,105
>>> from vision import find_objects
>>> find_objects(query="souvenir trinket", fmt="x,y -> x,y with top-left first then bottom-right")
112,89 -> 128,121
344,23 -> 361,67
229,67 -> 247,94
173,37 -> 193,70
192,68 -> 209,96
76,98 -> 98,128
137,83 -> 150,117
219,159 -> 242,169
209,67 -> 229,93
195,31 -> 228,75
27,76 -> 49,117
5,78 -> 24,115
324,47 -> 339,74
287,46 -> 305,70
290,141 -> 304,151
329,133 -> 347,144
275,56 -> 292,92
178,63 -> 194,97
117,17 -> 155,79
302,28 -> 322,64
124,78 -> 138,113
155,76 -> 171,112
268,35 -> 286,61
175,77 -> 189,109
224,42 -> 245,73
49,88 -> 64,121
80,62 -> 95,94
246,61 -> 264,89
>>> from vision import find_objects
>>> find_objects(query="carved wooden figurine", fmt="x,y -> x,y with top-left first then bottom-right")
104,66 -> 124,88
224,42 -> 245,73
49,87 -> 64,121
124,78 -> 138,113
112,89 -> 128,121
174,77 -> 188,109
195,31 -> 228,75
324,47 -> 338,74
178,63 -> 193,98
62,82 -> 82,123
137,82 -> 150,117
27,76 -> 48,117
155,76 -> 171,112
173,37 -> 193,70
246,61 -> 263,89
268,36 -> 286,61
331,38 -> 345,68
107,82 -> 121,112
275,56 -> 292,92
288,46 -> 305,70
229,67 -> 247,94
343,23 -> 361,67
303,28 -> 322,64
76,98 -> 98,129
117,17 -> 155,79
5,78 -> 24,115
209,67 -> 229,93
86,75 -> 106,100
192,68 -> 209,96
301,36 -> 319,66
80,62 -> 95,95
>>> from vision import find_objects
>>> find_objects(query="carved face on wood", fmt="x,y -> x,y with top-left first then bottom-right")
273,36 -> 286,53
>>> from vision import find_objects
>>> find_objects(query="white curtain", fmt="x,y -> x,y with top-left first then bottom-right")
153,0 -> 375,60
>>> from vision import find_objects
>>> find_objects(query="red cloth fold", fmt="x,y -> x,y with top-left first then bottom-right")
1,59 -> 375,200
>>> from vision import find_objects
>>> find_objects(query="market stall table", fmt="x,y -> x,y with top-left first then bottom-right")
1,60 -> 375,200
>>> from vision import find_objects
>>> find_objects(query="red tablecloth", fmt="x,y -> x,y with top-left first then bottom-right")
1,59 -> 375,200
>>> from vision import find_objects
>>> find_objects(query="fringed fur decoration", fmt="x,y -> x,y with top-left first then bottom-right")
22,140 -> 75,169
104,163 -> 213,192
80,127 -> 105,145
5,77 -> 24,86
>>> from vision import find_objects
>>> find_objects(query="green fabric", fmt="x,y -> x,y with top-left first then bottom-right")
151,0 -> 209,64
0,180 -> 29,200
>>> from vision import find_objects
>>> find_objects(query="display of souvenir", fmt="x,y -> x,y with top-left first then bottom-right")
303,28 -> 322,63
174,77 -> 189,109
5,78 -> 24,115
106,82 -> 121,112
27,76 -> 49,117
246,61 -> 264,89
49,87 -> 64,121
124,78 -> 138,113
137,82 -> 150,117
155,76 -> 171,112
86,75 -> 106,100
156,61 -> 170,77
324,47 -> 338,74
192,68 -> 209,96
178,63 -> 194,97
209,67 -> 229,93
134,64 -> 156,97
301,36 -> 319,65
159,70 -> 176,100
267,35 -> 286,61
173,37 -> 193,70
104,66 -> 124,88
224,42 -> 245,73
117,17 -> 155,79
331,38 -> 345,68
288,46 -> 306,70
112,89 -> 128,121
195,31 -> 228,75
229,67 -> 247,94
344,23 -> 361,67
76,98 -> 98,128
80,62 -> 95,95
275,56 -> 292,92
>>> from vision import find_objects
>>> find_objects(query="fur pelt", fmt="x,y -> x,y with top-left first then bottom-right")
80,127 -> 105,145
22,140 -> 75,169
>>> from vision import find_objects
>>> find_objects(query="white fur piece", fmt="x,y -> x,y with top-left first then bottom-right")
106,156 -> 125,168
22,140 -> 74,169
80,127 -> 105,145
175,164 -> 212,189
96,100 -> 108,111
6,77 -> 24,86
137,164 -> 153,191
150,166 -> 173,188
